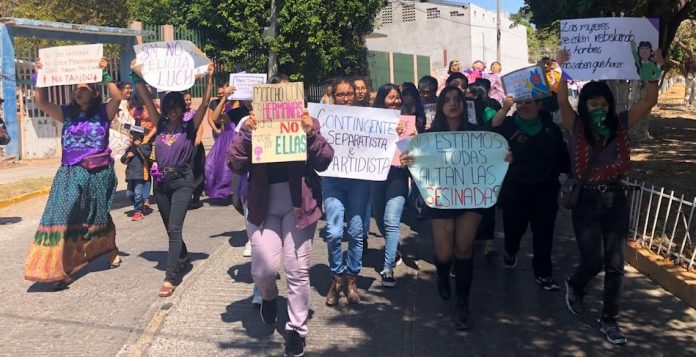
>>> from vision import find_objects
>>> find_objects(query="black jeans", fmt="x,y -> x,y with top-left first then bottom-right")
156,166 -> 194,282
569,189 -> 629,318
475,206 -> 496,241
501,180 -> 559,278
191,144 -> 206,200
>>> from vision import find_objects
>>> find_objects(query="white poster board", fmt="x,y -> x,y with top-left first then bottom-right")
308,103 -> 400,181
133,40 -> 211,92
560,17 -> 660,80
229,73 -> 268,100
36,44 -> 103,87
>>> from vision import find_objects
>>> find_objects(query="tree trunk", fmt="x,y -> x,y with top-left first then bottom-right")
267,0 -> 278,76
608,80 -> 651,143
687,75 -> 696,107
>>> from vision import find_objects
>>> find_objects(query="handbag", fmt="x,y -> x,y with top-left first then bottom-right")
558,151 -> 596,209
80,149 -> 112,171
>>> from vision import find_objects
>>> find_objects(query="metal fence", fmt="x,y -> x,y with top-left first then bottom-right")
625,178 -> 696,271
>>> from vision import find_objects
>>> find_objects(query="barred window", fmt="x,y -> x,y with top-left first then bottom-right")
427,8 -> 440,19
402,4 -> 416,22
382,3 -> 393,24
450,11 -> 464,17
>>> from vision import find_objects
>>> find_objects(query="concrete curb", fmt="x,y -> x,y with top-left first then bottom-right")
0,187 -> 51,210
625,241 -> 696,309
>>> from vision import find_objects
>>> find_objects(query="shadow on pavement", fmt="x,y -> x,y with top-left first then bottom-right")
138,251 -> 209,271
0,216 -> 22,225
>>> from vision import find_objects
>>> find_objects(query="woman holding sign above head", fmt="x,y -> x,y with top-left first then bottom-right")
24,56 -> 122,289
131,62 -> 216,298
555,49 -> 663,345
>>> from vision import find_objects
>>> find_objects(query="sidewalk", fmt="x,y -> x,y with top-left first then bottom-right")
129,209 -> 696,356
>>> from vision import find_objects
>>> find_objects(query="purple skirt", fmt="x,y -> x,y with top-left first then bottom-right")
204,122 -> 235,198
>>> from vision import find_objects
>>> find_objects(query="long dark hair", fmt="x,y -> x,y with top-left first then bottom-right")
67,84 -> 102,119
577,81 -> 618,143
401,82 -> 426,132
431,86 -> 476,132
161,91 -> 186,118
373,83 -> 400,109
351,76 -> 371,107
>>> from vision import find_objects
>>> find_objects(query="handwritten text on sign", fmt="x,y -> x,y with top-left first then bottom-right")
501,65 -> 552,102
406,131 -> 510,209
252,83 -> 306,163
36,44 -> 103,88
134,41 -> 210,92
560,17 -> 659,80
308,103 -> 400,181
229,73 -> 268,100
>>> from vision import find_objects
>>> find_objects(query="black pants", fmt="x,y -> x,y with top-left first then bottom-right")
156,167 -> 194,282
501,180 -> 559,278
191,143 -> 206,200
568,190 -> 628,318
475,206 -> 496,241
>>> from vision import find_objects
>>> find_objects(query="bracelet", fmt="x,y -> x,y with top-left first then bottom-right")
102,69 -> 113,83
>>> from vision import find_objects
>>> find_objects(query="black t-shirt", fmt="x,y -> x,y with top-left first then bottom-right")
226,105 -> 250,126
267,162 -> 289,184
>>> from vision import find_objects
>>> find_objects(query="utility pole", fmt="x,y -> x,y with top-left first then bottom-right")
267,0 -> 278,76
496,0 -> 501,63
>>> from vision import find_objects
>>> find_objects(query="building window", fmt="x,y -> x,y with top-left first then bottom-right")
450,11 -> 464,17
382,3 -> 393,24
402,4 -> 416,22
427,8 -> 440,19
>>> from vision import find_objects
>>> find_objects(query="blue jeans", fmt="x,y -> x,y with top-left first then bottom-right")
371,168 -> 408,272
323,177 -> 371,276
127,180 -> 147,213
143,179 -> 151,202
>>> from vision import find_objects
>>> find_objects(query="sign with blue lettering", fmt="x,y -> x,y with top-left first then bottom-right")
133,40 -> 211,92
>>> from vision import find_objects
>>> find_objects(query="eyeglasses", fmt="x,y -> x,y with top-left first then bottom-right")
335,92 -> 355,98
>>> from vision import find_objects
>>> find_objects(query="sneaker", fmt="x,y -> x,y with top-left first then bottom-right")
243,241 -> 252,257
260,298 -> 277,324
132,212 -> 144,221
395,251 -> 403,266
503,253 -> 517,268
564,277 -> 584,316
449,265 -> 456,279
251,285 -> 262,308
484,240 -> 498,258
536,276 -> 560,291
284,330 -> 306,357
380,269 -> 397,288
598,318 -> 627,345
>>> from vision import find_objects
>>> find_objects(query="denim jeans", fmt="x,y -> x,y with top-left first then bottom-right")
143,179 -> 151,203
568,189 -> 629,318
156,167 -> 194,283
323,177 -> 371,276
371,168 -> 409,272
126,180 -> 147,213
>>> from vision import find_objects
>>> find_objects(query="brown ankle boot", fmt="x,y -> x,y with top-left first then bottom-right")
345,274 -> 361,304
326,275 -> 343,306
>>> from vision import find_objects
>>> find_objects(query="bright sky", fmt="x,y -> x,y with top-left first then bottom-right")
450,0 -> 526,15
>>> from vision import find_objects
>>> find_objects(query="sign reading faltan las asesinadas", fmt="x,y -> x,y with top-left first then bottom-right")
251,82 -> 307,163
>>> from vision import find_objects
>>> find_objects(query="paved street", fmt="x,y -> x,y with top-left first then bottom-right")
0,183 -> 695,356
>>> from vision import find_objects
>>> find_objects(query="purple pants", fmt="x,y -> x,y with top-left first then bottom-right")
247,182 -> 315,336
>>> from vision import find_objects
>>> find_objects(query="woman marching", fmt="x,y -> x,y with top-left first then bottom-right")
228,82 -> 334,356
25,57 -> 123,289
556,49 -> 662,345
401,86 -> 492,330
131,62 -> 215,297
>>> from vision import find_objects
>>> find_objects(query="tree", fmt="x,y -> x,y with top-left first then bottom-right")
666,20 -> 696,107
510,9 -> 560,62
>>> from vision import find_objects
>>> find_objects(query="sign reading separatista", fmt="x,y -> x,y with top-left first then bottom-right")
252,82 -> 307,163
36,44 -> 103,87
560,17 -> 660,80
501,65 -> 552,102
308,103 -> 401,181
133,40 -> 211,92
406,131 -> 510,209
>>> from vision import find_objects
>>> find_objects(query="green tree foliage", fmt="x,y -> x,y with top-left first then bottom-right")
7,0 -> 129,27
510,10 -> 560,62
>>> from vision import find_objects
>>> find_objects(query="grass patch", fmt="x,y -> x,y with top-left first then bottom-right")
0,177 -> 53,201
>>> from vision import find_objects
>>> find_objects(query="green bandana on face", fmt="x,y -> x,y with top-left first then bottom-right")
514,114 -> 542,136
590,108 -> 610,140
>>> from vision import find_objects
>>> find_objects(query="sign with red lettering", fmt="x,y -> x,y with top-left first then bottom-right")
252,82 -> 307,163
406,131 -> 510,209
36,44 -> 103,88
133,41 -> 211,92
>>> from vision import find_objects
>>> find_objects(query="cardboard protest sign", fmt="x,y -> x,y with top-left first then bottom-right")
133,40 -> 211,92
36,44 -> 103,87
229,73 -> 268,100
560,17 -> 660,80
501,65 -> 552,102
308,103 -> 401,181
108,130 -> 131,159
392,115 -> 416,166
252,82 -> 306,163
406,131 -> 510,209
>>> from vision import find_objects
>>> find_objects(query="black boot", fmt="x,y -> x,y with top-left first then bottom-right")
434,258 -> 452,300
455,258 -> 473,330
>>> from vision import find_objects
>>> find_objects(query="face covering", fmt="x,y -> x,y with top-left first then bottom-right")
590,108 -> 610,140
514,114 -> 542,136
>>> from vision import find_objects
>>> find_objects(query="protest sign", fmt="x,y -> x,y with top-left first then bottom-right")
501,65 -> 552,102
392,115 -> 416,166
252,82 -> 306,163
229,73 -> 268,100
406,131 -> 510,209
134,40 -> 211,92
560,17 -> 660,80
108,130 -> 131,159
36,44 -> 103,88
308,103 -> 401,181
424,103 -> 436,128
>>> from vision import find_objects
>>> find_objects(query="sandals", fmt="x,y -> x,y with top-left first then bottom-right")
159,282 -> 176,297
109,249 -> 122,269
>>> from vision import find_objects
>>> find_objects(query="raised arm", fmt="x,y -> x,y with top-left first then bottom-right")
628,49 -> 663,129
130,60 -> 161,125
555,50 -> 577,133
192,63 -> 215,131
491,95 -> 514,127
101,57 -> 122,121
210,86 -> 237,130
33,58 -> 64,122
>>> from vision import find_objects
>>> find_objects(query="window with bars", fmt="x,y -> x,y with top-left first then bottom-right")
402,4 -> 416,22
427,8 -> 440,19
382,3 -> 393,24
450,11 -> 464,17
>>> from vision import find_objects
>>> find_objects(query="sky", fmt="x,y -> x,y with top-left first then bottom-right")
450,0 -> 526,15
